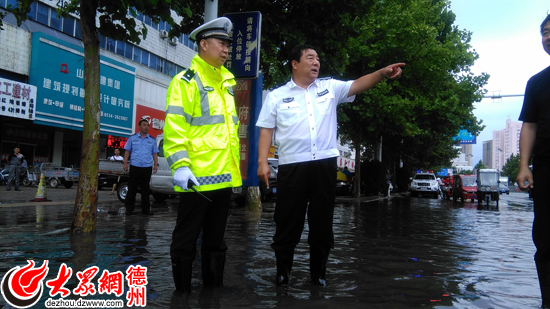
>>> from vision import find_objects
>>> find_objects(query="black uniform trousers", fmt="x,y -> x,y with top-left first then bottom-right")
170,188 -> 231,260
126,166 -> 152,213
272,157 -> 337,251
533,159 -> 550,263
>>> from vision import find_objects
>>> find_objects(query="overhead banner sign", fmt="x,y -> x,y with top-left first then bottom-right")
224,11 -> 262,79
28,32 -> 135,137
453,129 -> 477,145
0,77 -> 37,120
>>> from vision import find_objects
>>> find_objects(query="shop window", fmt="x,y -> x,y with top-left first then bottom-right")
133,47 -> 141,63
36,2 -> 48,25
62,16 -> 75,36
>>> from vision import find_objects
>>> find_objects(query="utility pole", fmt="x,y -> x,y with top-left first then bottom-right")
204,0 -> 219,22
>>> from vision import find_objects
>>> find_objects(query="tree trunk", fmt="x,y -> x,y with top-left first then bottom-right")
246,186 -> 262,211
71,0 -> 100,234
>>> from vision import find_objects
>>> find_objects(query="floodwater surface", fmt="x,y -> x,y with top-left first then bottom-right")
0,193 -> 539,308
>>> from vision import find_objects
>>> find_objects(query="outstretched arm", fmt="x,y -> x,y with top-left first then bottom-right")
348,63 -> 406,97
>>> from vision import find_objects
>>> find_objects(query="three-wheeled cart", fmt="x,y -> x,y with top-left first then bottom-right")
40,163 -> 79,188
476,169 -> 500,207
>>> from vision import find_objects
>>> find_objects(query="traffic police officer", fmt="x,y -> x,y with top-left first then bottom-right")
256,44 -> 404,287
164,17 -> 241,293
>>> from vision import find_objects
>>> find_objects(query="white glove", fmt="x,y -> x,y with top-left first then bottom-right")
173,166 -> 200,190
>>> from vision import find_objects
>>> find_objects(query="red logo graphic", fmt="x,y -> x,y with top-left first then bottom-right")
1,260 -> 49,308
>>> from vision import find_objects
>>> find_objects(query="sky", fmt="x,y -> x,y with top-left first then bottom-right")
448,0 -> 550,166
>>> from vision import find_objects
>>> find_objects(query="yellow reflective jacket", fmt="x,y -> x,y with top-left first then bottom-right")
164,55 -> 242,192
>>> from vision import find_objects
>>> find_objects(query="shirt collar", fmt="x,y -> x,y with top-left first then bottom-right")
192,54 -> 235,83
289,77 -> 319,90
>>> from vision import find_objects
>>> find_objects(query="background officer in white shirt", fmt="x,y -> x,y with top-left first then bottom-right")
256,44 -> 404,287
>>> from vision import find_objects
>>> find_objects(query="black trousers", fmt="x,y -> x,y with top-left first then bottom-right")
272,158 -> 337,251
170,188 -> 231,261
126,166 -> 152,213
533,160 -> 550,263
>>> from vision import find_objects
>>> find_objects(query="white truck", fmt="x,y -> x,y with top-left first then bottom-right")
499,176 -> 510,195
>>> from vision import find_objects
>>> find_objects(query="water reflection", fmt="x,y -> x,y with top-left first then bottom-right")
0,194 -> 540,308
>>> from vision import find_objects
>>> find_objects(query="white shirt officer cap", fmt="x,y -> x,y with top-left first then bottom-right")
190,17 -> 233,43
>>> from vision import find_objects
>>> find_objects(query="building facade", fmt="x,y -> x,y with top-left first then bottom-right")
482,140 -> 493,168
0,0 -> 197,167
491,118 -> 521,171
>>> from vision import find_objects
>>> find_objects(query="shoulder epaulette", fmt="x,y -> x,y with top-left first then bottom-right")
181,69 -> 196,83
269,81 -> 288,91
318,77 -> 332,81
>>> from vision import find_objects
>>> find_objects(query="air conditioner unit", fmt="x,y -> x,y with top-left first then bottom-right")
160,30 -> 168,39
169,37 -> 178,46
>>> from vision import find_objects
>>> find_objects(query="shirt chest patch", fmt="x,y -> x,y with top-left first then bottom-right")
204,86 -> 214,92
283,97 -> 294,103
317,89 -> 329,96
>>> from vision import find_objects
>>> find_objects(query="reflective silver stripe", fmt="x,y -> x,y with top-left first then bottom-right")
193,75 -> 225,126
167,150 -> 189,166
232,115 -> 238,125
196,173 -> 232,185
166,105 -> 192,123
165,75 -> 228,126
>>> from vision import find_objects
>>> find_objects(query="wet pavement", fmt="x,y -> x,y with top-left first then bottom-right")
0,187 -> 540,308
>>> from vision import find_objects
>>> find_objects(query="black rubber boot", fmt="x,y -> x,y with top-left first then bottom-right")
172,258 -> 193,293
201,252 -> 226,287
275,249 -> 294,286
536,261 -> 550,308
310,247 -> 330,287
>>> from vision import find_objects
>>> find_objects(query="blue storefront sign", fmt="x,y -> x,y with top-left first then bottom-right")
224,11 -> 262,79
28,32 -> 135,136
453,129 -> 477,145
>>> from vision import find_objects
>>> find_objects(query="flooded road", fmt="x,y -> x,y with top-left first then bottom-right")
0,192 -> 539,308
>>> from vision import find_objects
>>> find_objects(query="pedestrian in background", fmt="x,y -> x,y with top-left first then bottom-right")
164,17 -> 241,293
109,149 -> 124,195
6,147 -> 24,191
517,13 -> 550,308
123,119 -> 158,215
256,44 -> 404,287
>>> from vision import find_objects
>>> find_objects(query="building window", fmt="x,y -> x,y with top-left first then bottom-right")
98,34 -> 106,49
141,50 -> 149,66
133,47 -> 141,63
75,20 -> 82,39
149,53 -> 158,70
36,2 -> 48,25
50,11 -> 62,31
62,16 -> 75,36
27,2 -> 37,20
106,37 -> 115,52
116,40 -> 125,57
124,43 -> 133,59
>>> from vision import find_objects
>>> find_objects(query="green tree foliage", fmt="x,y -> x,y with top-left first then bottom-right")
474,160 -> 487,170
502,153 -> 520,183
2,0 -> 195,233
218,0 -> 488,196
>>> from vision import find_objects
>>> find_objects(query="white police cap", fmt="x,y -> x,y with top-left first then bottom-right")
190,17 -> 233,43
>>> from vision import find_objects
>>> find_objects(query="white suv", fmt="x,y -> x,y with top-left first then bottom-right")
410,172 -> 440,198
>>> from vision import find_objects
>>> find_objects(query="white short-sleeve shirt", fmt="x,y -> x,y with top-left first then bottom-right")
256,77 -> 355,165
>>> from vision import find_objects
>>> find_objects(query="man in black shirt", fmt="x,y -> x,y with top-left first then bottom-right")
517,13 -> 550,308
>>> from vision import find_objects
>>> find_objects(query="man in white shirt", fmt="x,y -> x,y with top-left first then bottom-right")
256,44 -> 404,287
